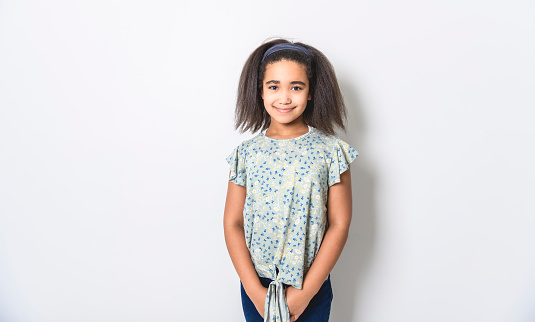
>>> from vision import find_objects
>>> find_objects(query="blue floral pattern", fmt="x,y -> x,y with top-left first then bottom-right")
226,126 -> 358,321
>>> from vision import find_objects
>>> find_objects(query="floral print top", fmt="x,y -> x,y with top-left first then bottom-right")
226,125 -> 359,322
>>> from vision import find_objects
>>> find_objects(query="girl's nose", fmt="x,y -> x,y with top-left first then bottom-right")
278,91 -> 291,105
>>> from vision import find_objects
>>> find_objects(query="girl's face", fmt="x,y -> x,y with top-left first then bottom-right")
261,60 -> 311,127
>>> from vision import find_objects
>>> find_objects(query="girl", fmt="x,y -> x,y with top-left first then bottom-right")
224,38 -> 359,322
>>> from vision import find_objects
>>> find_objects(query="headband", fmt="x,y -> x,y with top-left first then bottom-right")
261,43 -> 313,63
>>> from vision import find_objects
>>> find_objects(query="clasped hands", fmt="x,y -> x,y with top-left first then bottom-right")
253,285 -> 313,322
285,285 -> 313,321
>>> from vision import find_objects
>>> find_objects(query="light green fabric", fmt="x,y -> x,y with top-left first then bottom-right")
226,126 -> 359,321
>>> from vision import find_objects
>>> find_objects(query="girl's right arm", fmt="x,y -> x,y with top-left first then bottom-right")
224,171 -> 268,318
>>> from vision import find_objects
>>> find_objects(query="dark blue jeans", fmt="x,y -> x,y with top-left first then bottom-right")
240,275 -> 333,322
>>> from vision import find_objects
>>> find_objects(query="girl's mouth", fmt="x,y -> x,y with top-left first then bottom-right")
275,107 -> 295,113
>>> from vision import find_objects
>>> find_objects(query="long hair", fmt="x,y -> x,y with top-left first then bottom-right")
234,38 -> 348,136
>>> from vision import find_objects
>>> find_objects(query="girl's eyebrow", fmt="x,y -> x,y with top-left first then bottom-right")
265,80 -> 308,86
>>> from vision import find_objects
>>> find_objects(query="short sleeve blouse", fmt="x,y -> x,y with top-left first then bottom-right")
226,125 -> 359,321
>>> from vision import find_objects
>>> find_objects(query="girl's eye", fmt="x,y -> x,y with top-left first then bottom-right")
268,85 -> 278,90
292,86 -> 303,91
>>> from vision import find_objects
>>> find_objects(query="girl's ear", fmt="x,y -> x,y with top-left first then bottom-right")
308,92 -> 312,100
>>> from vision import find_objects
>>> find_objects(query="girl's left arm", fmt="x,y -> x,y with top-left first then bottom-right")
285,167 -> 353,320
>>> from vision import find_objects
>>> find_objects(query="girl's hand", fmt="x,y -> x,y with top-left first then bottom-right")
285,285 -> 313,321
250,286 -> 268,319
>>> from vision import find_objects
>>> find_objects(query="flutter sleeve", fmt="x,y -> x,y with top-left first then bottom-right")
328,138 -> 359,187
226,144 -> 247,187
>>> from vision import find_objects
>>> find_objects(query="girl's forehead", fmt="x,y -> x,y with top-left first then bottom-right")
264,60 -> 308,79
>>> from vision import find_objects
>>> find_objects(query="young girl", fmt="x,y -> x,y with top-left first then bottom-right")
224,38 -> 359,322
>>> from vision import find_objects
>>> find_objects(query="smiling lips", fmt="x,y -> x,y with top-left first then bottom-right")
275,107 -> 295,113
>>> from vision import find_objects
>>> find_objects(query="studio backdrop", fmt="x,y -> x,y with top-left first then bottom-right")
0,1 -> 534,321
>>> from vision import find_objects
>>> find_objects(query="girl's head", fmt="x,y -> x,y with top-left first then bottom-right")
234,38 -> 348,135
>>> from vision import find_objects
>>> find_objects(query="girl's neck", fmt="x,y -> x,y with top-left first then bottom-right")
262,123 -> 312,140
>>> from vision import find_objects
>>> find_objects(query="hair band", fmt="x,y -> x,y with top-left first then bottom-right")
261,43 -> 313,63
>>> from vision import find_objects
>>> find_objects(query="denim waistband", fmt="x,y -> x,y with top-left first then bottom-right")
257,274 -> 331,289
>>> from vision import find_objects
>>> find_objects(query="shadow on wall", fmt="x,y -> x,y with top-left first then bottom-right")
330,78 -> 377,322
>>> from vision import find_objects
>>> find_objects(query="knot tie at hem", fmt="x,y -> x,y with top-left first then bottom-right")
263,274 -> 290,322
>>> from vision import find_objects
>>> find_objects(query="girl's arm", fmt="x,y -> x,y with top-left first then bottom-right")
223,171 -> 268,318
285,167 -> 353,321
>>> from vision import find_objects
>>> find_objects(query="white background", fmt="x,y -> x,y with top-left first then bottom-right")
1,1 -> 534,321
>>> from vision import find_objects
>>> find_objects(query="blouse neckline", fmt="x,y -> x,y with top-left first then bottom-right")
260,125 -> 315,142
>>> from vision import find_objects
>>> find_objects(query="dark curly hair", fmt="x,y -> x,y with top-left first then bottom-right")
233,38 -> 348,136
